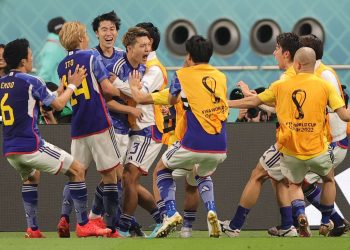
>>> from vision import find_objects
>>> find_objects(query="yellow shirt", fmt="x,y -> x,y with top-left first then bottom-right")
280,66 -> 296,80
151,88 -> 169,105
176,64 -> 228,135
258,73 -> 345,160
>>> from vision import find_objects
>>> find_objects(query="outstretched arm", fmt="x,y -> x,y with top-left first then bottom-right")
228,95 -> 263,109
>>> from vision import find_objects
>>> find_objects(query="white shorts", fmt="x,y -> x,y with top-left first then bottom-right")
124,134 -> 163,174
172,168 -> 197,186
280,147 -> 334,184
115,133 -> 129,164
162,141 -> 226,177
259,143 -> 284,181
304,143 -> 347,184
71,127 -> 121,172
7,141 -> 73,181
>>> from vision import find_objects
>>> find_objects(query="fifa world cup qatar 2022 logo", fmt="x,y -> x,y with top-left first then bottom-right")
292,89 -> 306,120
202,76 -> 220,104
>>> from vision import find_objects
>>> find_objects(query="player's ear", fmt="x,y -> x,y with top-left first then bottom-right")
20,58 -> 26,67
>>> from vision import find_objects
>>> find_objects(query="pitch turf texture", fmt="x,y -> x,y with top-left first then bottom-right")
0,231 -> 349,250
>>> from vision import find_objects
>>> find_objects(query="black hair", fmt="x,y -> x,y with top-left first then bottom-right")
136,22 -> 160,51
276,32 -> 301,60
92,11 -> 121,32
47,17 -> 65,34
3,38 -> 29,72
299,34 -> 323,60
185,35 -> 213,63
0,44 -> 5,49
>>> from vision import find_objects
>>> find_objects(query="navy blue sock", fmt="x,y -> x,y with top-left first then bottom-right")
119,213 -> 134,232
229,205 -> 250,230
61,183 -> 73,222
183,210 -> 196,228
280,206 -> 293,230
103,184 -> 119,232
319,204 -> 334,224
330,210 -> 344,228
195,176 -> 216,212
291,199 -> 305,218
157,169 -> 177,217
157,200 -> 167,219
91,182 -> 104,217
150,208 -> 162,224
305,183 -> 344,227
68,182 -> 88,226
22,184 -> 38,230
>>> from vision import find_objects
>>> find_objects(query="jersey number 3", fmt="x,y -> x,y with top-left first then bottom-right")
0,93 -> 14,126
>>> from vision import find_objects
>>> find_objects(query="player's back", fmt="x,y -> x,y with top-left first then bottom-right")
57,49 -> 112,138
0,72 -> 45,155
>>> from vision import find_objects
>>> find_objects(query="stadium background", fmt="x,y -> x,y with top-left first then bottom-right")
0,0 -> 350,231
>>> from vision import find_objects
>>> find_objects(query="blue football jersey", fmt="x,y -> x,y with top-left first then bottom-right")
57,49 -> 112,138
0,71 -> 55,155
93,45 -> 124,67
105,53 -> 146,134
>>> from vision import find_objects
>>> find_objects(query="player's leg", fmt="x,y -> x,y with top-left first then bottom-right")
280,154 -> 311,237
22,170 -> 43,238
121,134 -> 163,237
118,163 -> 141,236
58,137 -> 92,237
303,145 -> 349,236
179,170 -> 199,238
194,152 -> 226,238
156,143 -> 185,237
92,128 -> 121,237
221,145 -> 274,237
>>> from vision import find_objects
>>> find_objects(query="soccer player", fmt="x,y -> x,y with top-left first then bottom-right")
86,11 -> 145,237
153,35 -> 228,238
229,46 -> 350,237
0,38 -> 110,238
268,34 -> 350,237
57,21 -> 122,238
108,25 -> 164,237
128,85 -> 201,238
299,34 -> 349,236
220,32 -> 301,237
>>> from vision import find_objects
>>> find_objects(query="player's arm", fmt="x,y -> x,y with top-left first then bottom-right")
328,82 -> 350,121
100,78 -> 120,97
51,65 -> 86,110
335,107 -> 350,122
92,54 -> 120,97
106,97 -> 143,119
168,73 -> 181,105
228,95 -> 262,108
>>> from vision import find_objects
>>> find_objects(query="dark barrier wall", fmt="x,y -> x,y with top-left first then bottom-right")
0,123 -> 349,231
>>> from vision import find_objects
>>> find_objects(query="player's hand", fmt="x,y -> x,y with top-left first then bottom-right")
128,70 -> 142,89
237,81 -> 254,97
68,64 -> 86,87
109,72 -> 117,83
131,107 -> 143,121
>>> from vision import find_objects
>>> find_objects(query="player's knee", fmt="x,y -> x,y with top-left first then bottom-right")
250,163 -> 268,182
122,165 -> 139,184
25,170 -> 40,184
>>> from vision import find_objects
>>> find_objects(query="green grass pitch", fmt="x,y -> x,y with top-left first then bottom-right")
0,230 -> 349,250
